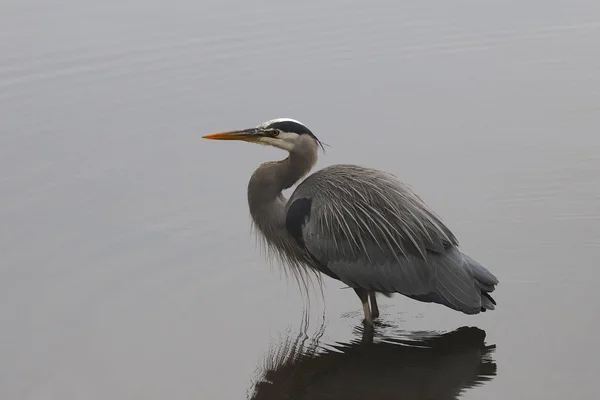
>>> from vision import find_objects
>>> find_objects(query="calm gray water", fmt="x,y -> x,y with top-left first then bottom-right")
2,1 -> 600,399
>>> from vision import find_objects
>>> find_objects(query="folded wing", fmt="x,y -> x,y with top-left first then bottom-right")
286,164 -> 498,314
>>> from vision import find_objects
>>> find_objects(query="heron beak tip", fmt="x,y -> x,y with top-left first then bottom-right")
202,132 -> 228,140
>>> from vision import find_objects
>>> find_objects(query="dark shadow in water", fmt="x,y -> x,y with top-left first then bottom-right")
249,320 -> 496,399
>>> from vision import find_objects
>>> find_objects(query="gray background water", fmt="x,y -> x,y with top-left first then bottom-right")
2,1 -> 599,399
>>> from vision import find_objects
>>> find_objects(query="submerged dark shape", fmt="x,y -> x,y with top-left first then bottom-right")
249,325 -> 497,400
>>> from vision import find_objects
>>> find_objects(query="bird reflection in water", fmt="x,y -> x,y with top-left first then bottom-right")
249,319 -> 496,400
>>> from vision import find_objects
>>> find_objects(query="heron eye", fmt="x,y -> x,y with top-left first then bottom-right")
271,130 -> 280,137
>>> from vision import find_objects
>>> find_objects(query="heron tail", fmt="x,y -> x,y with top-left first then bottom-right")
463,253 -> 498,312
404,249 -> 499,315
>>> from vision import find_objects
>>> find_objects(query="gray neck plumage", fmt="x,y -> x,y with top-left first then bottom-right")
247,138 -> 318,250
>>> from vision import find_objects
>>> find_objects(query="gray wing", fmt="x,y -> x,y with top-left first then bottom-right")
286,164 -> 498,314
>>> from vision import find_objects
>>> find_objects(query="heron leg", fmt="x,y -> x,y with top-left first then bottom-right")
353,288 -> 373,325
369,292 -> 380,319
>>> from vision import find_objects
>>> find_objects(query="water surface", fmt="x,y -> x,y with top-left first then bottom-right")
1,1 -> 599,399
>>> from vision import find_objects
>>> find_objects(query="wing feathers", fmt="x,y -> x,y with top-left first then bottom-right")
288,164 -> 498,314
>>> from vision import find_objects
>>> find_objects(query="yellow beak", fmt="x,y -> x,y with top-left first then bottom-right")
202,128 -> 260,142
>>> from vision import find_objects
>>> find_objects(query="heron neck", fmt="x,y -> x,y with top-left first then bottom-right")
248,153 -> 314,204
247,147 -> 316,233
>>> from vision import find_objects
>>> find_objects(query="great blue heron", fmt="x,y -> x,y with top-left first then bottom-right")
203,118 -> 498,324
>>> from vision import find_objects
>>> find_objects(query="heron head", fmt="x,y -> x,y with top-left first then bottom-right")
203,118 -> 324,152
